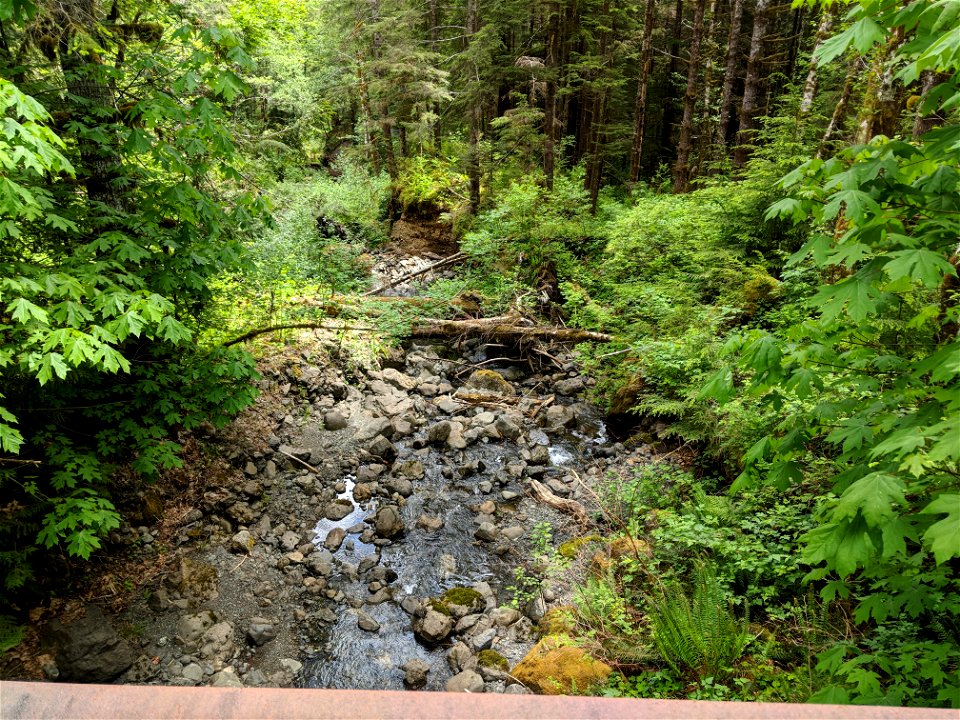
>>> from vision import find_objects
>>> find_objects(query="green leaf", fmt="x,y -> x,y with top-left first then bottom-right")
834,472 -> 906,527
919,495 -> 960,564
883,249 -> 956,288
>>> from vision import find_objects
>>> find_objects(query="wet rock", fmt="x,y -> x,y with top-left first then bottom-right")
427,421 -> 452,445
394,459 -> 425,479
501,526 -> 524,541
446,669 -> 485,693
413,608 -> 453,645
323,499 -> 354,521
385,476 -> 413,497
494,416 -> 521,441
447,641 -> 476,673
323,527 -> 346,551
542,405 -> 575,430
323,410 -> 348,431
474,522 -> 498,542
366,434 -> 396,461
353,483 -> 376,502
356,464 -> 386,483
373,505 -> 405,538
280,658 -> 303,675
306,549 -> 334,576
45,606 -> 137,683
455,614 -> 481,633
246,618 -> 277,646
401,659 -> 430,689
462,370 -> 516,397
231,530 -> 254,553
357,611 -> 380,632
554,377 -> 585,396
470,628 -> 497,652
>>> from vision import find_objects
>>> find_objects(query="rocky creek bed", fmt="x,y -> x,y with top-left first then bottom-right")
13,249 -> 659,694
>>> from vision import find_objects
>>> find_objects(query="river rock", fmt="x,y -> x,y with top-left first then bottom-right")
324,499 -> 354,520
427,421 -> 452,444
176,610 -> 217,645
355,416 -> 393,442
231,530 -> 254,553
385,476 -> 413,497
470,628 -> 497,652
489,607 -> 521,626
417,514 -> 444,532
306,549 -> 334,576
182,662 -> 204,683
366,434 -> 396,461
446,669 -> 485,693
323,527 -> 346,551
280,530 -> 301,551
461,370 -> 515,397
353,483 -> 376,502
413,608 -> 453,645
357,611 -> 380,632
543,404 -> 575,430
493,416 -> 520,441
374,505 -> 405,538
45,605 -> 137,683
401,659 -> 430,689
394,459 -> 425,479
199,621 -> 234,660
447,641 -> 476,672
474,522 -> 498,542
246,617 -> 277,646
323,410 -> 349,431
554,377 -> 585,395
211,667 -> 244,687
501,526 -> 524,541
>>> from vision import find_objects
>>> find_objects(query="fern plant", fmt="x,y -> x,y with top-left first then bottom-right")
646,563 -> 754,679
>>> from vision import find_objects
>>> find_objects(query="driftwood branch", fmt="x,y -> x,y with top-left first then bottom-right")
529,479 -> 590,527
364,252 -> 467,296
223,322 -> 376,347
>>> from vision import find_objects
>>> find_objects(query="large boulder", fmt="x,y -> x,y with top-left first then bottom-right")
509,637 -> 611,695
460,370 -> 516,397
45,605 -> 136,682
446,669 -> 484,693
373,505 -> 405,538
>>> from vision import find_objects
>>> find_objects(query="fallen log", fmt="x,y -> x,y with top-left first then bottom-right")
408,317 -> 613,343
364,252 -> 467,296
224,314 -> 613,347
528,479 -> 590,528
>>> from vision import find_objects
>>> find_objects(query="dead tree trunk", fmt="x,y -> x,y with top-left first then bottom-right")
673,0 -> 708,193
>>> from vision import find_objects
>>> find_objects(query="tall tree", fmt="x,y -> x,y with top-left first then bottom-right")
673,0 -> 708,192
714,0 -> 744,148
629,0 -> 657,183
732,0 -> 770,170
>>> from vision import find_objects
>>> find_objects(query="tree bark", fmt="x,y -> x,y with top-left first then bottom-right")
430,0 -> 442,152
817,57 -> 858,158
732,0 -> 771,171
629,0 -> 657,183
913,71 -> 950,139
658,0 -> 685,161
543,0 -> 560,189
466,0 -> 481,212
673,0 -> 708,193
798,8 -> 834,115
714,0 -> 744,148
369,0 -> 397,179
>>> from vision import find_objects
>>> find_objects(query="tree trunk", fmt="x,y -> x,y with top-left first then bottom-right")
369,0 -> 397,179
732,0 -> 771,171
467,0 -> 481,212
430,0 -> 442,152
543,0 -> 560,189
584,0 -> 611,213
913,71 -> 950,139
855,32 -> 906,145
355,55 -> 381,173
714,0 -> 744,148
57,0 -> 125,210
629,0 -> 657,183
673,0 -> 708,193
799,8 -> 834,115
658,0 -> 685,161
817,57 -> 858,158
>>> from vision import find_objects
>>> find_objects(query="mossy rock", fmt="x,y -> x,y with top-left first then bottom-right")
742,272 -> 782,316
558,535 -> 602,560
462,369 -> 516,396
438,587 -> 485,615
477,649 -> 509,670
608,536 -> 652,561
537,606 -> 577,637
510,636 -> 612,695
427,599 -> 453,617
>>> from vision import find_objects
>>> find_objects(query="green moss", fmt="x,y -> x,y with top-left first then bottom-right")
477,649 -> 509,670
441,586 -> 484,608
558,535 -> 602,559
428,599 -> 452,616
